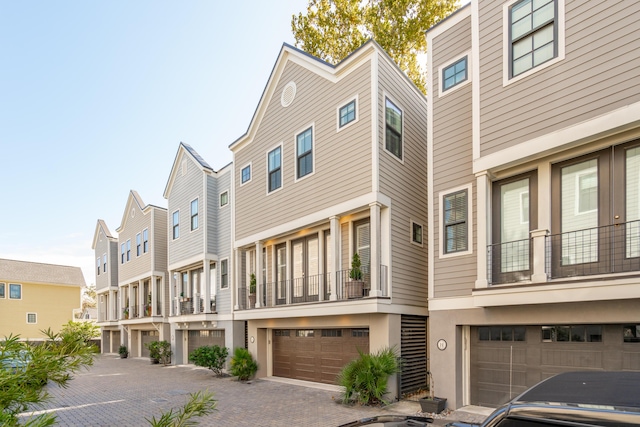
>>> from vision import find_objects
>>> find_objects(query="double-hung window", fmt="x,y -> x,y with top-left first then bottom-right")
268,146 -> 282,192
509,0 -> 557,77
191,199 -> 198,230
296,127 -> 313,179
412,221 -> 423,246
241,165 -> 251,184
136,233 -> 141,256
220,259 -> 228,289
220,191 -> 228,207
9,284 -> 21,299
97,258 -> 101,275
339,100 -> 356,127
443,57 -> 468,91
443,189 -> 468,254
0,283 -> 5,298
385,98 -> 403,160
172,211 -> 180,240
142,229 -> 148,253
126,240 -> 131,261
121,243 -> 125,264
103,254 -> 107,272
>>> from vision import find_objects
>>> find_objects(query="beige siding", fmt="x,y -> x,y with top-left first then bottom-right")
431,16 -> 477,298
234,59 -> 373,240
479,0 -> 640,156
153,209 -> 168,274
341,222 -> 350,270
377,53 -> 429,307
94,229 -> 111,292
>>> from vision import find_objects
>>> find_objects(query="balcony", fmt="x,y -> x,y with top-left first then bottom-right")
487,221 -> 640,285
171,296 -> 216,316
237,265 -> 388,310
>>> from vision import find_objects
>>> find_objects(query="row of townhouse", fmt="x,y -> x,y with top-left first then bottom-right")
92,0 -> 640,409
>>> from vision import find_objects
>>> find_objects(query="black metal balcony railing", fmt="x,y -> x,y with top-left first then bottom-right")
487,238 -> 532,285
547,221 -> 640,279
170,296 -> 215,316
237,265 -> 388,310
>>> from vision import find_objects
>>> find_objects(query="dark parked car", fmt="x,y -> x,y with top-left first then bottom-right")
449,371 -> 640,427
339,415 -> 434,427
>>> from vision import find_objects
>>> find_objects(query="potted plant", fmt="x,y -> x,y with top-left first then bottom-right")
248,273 -> 257,308
419,371 -> 447,414
146,341 -> 160,364
118,345 -> 128,359
122,307 -> 129,320
156,340 -> 172,366
347,252 -> 365,298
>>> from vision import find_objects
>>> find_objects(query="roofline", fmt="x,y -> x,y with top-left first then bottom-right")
425,2 -> 471,35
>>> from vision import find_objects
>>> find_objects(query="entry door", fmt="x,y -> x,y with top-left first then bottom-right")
291,235 -> 319,303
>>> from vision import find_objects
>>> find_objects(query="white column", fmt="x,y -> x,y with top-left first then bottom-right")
318,230 -> 325,301
329,216 -> 340,301
475,172 -> 491,288
285,240 -> 292,305
255,241 -> 263,308
108,290 -> 115,321
531,229 -> 549,282
369,202 -> 382,297
169,271 -> 175,316
234,248 -> 242,310
150,276 -> 156,316
204,260 -> 212,313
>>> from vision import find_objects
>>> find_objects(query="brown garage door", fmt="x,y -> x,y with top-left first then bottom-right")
188,330 -> 225,358
471,324 -> 640,407
273,328 -> 369,384
112,331 -> 121,353
141,330 -> 159,357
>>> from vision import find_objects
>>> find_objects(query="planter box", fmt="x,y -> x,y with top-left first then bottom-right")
419,397 -> 447,414
347,280 -> 365,298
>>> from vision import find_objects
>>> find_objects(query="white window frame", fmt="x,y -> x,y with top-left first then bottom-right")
121,243 -> 126,264
219,190 -> 229,208
438,51 -> 472,98
142,229 -> 149,254
0,282 -> 5,299
97,257 -> 101,275
266,143 -> 284,195
410,220 -> 424,247
502,0 -> 565,86
190,198 -> 199,231
383,93 -> 404,163
439,184 -> 474,259
294,123 -> 315,182
9,283 -> 22,300
172,210 -> 180,240
240,162 -> 252,186
220,258 -> 229,289
26,312 -> 37,324
103,253 -> 107,272
336,95 -> 359,132
136,232 -> 141,257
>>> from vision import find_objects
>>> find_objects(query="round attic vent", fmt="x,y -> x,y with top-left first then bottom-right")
131,208 -> 135,218
281,81 -> 297,107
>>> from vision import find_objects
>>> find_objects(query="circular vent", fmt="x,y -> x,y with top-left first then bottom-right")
281,81 -> 297,107
131,208 -> 135,218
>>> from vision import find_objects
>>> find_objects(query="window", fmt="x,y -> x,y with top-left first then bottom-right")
623,325 -> 640,343
296,127 -> 313,179
443,189 -> 468,254
339,100 -> 356,127
443,56 -> 468,91
268,146 -> 282,192
355,220 -> 371,269
126,239 -> 131,262
220,259 -> 228,289
385,98 -> 403,160
121,243 -> 125,264
191,199 -> 199,230
542,325 -> 602,342
274,330 -> 290,337
136,233 -> 141,256
0,283 -> 5,298
103,254 -> 107,272
411,221 -> 423,245
352,329 -> 369,338
172,210 -> 180,239
97,258 -> 101,275
509,0 -> 557,78
27,313 -> 36,324
219,191 -> 228,207
296,330 -> 315,337
322,329 -> 342,337
142,229 -> 149,253
479,326 -> 526,342
241,164 -> 251,184
9,284 -> 21,299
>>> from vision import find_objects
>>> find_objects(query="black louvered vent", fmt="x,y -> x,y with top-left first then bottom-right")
400,315 -> 428,395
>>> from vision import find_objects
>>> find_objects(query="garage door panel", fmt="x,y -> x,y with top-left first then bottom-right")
623,352 -> 640,370
542,349 -> 603,368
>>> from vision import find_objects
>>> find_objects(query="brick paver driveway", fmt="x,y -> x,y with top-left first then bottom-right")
28,354 -> 388,427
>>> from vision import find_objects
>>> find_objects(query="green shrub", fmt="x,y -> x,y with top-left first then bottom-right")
189,345 -> 229,377
229,347 -> 258,381
337,346 -> 400,406
146,390 -> 216,427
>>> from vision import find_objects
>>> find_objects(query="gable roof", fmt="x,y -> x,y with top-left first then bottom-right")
116,190 -> 166,233
229,39 -> 424,152
91,219 -> 117,250
0,258 -> 85,287
163,142 -> 215,199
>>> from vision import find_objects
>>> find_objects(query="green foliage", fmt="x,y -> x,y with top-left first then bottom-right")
229,347 -> 258,381
118,345 -> 128,357
146,390 -> 216,427
1,326 -> 97,426
189,345 -> 229,377
349,252 -> 363,280
291,0 -> 460,93
146,341 -> 172,365
249,273 -> 256,294
337,346 -> 400,406
60,320 -> 100,342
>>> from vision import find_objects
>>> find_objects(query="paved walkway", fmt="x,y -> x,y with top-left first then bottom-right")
21,355 -> 489,426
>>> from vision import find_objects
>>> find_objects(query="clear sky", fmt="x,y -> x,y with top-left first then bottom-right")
0,1 -> 468,288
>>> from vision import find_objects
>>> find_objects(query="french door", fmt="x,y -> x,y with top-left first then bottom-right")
291,235 -> 319,303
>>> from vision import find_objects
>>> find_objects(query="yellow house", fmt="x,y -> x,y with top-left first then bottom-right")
0,258 -> 85,340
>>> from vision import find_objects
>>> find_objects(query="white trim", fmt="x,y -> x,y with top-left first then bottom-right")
382,92 -> 405,164
438,184 -> 474,259
9,283 -> 22,300
293,123 -> 316,183
336,94 -> 359,132
26,312 -> 37,324
219,257 -> 229,289
438,51 -> 472,98
219,190 -> 229,209
171,209 -> 180,241
472,0 -> 480,161
190,197 -> 199,231
427,26 -> 435,301
410,219 -> 424,247
502,0 -> 566,86
142,228 -> 149,254
429,296 -> 476,311
372,54 -> 379,194
473,101 -> 640,173
240,162 -> 252,186
0,282 -> 5,299
266,142 -> 284,195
